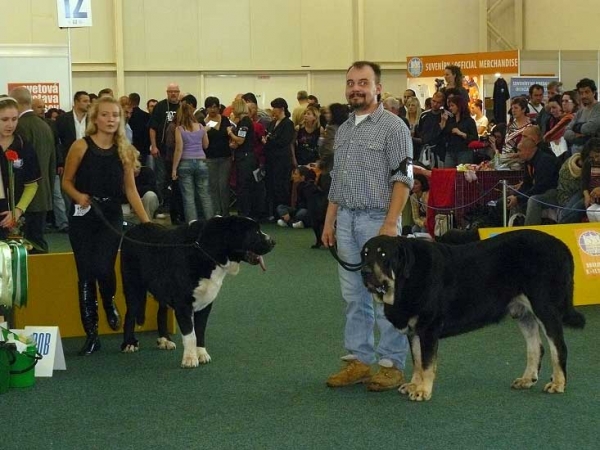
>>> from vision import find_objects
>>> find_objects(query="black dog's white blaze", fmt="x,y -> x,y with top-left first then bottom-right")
192,261 -> 240,312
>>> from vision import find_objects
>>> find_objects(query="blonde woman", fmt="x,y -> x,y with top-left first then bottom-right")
62,96 -> 150,356
405,97 -> 421,135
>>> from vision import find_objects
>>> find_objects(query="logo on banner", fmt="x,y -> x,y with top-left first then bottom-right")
408,57 -> 423,78
576,229 -> 600,277
7,82 -> 61,110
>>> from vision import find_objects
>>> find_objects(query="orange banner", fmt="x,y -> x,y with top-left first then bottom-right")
407,50 -> 519,78
7,82 -> 61,110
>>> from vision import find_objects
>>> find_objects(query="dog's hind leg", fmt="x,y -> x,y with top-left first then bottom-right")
156,304 -> 176,350
510,296 -> 544,390
536,311 -> 568,394
193,303 -> 213,364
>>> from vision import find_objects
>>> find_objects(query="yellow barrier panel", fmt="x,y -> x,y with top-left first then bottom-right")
13,252 -> 175,338
478,223 -> 600,306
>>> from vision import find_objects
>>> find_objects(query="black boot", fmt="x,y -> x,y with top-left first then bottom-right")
78,281 -> 101,356
102,296 -> 121,331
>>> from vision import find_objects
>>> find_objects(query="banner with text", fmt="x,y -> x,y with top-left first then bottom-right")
407,50 -> 519,78
7,82 -> 61,110
509,77 -> 559,98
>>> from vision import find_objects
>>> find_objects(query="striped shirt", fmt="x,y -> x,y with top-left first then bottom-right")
329,104 -> 413,210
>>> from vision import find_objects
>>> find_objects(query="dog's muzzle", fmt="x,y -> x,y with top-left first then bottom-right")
361,265 -> 389,296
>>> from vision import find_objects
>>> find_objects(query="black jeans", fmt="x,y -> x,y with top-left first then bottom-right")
68,200 -> 123,300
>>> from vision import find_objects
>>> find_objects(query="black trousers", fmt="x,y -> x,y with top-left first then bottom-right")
68,200 -> 123,301
235,153 -> 257,217
23,210 -> 48,254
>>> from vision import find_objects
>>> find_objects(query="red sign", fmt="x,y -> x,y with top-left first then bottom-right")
7,82 -> 61,110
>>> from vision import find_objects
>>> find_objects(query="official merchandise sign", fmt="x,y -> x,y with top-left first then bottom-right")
406,50 -> 519,78
24,326 -> 66,377
509,77 -> 559,98
7,82 -> 61,110
57,0 -> 93,28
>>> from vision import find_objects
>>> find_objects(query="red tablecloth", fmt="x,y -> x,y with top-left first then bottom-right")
426,169 -> 524,235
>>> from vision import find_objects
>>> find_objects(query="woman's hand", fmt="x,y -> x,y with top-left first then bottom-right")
451,128 -> 465,138
0,211 -> 14,229
76,193 -> 91,207
172,171 -> 178,181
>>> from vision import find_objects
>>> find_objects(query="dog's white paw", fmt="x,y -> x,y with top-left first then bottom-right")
399,383 -> 431,401
197,347 -> 211,364
181,351 -> 199,368
121,344 -> 139,353
157,337 -> 177,350
543,381 -> 565,394
511,377 -> 537,390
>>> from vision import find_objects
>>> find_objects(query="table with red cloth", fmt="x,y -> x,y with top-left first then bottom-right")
426,168 -> 524,235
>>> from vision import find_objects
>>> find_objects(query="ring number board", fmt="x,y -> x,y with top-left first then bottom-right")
57,0 -> 93,28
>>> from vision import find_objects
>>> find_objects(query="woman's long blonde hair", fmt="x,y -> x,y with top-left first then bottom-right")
85,96 -> 140,170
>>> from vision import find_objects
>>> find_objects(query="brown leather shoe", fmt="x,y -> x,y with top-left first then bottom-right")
366,366 -> 404,391
326,360 -> 372,387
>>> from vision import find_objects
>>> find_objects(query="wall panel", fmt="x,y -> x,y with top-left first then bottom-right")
198,1 -> 252,70
364,0 -> 480,61
300,0 -> 354,69
123,0 -> 147,70
70,0 -> 114,63
249,0 -> 301,69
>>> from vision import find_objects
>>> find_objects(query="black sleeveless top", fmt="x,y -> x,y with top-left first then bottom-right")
75,136 -> 123,199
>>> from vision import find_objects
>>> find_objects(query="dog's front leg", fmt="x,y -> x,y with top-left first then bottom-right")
401,329 -> 439,402
193,303 -> 213,364
399,334 -> 424,398
175,307 -> 199,368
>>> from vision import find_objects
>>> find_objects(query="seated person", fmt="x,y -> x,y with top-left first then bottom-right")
410,174 -> 430,233
582,140 -> 600,222
123,166 -> 159,223
505,138 -> 559,225
276,166 -> 316,229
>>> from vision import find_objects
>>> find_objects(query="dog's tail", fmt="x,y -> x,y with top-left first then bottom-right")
563,308 -> 586,329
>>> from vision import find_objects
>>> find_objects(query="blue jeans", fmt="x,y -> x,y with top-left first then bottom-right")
335,207 -> 409,369
177,159 -> 213,223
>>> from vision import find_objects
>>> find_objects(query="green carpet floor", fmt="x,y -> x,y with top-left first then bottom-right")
2,224 -> 598,449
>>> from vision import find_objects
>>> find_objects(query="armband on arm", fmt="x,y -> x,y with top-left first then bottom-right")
16,182 -> 39,212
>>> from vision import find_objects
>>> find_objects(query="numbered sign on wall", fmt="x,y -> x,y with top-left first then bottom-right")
57,0 -> 93,28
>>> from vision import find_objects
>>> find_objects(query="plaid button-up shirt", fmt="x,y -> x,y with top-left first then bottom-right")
329,103 -> 413,210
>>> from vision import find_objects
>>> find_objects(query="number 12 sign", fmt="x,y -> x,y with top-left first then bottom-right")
57,0 -> 93,28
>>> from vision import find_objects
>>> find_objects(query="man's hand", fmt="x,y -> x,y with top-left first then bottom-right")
379,220 -> 398,237
321,223 -> 336,248
150,145 -> 159,158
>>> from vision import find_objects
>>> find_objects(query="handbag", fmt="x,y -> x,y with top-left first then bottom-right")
419,145 -> 434,168
434,213 -> 454,237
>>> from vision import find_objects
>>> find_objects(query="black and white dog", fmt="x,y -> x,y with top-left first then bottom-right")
120,216 -> 275,368
361,229 -> 585,401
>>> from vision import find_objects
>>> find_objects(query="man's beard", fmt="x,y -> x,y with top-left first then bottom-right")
348,93 -> 367,110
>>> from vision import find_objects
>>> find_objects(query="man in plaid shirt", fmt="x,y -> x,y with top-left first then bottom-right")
323,61 -> 414,392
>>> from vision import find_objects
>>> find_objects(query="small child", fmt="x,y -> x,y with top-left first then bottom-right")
582,141 -> 600,222
276,166 -> 316,229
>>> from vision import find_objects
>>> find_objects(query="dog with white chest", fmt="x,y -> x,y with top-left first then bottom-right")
120,216 -> 275,368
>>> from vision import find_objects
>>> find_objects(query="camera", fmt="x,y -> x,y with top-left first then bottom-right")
434,78 -> 445,90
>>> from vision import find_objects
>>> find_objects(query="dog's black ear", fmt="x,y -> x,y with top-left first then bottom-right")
399,240 -> 415,279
